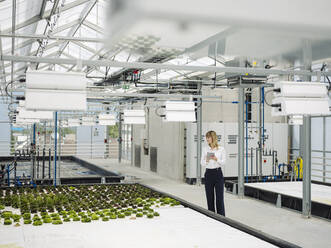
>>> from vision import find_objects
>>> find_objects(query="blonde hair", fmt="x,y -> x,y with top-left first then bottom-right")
205,130 -> 219,149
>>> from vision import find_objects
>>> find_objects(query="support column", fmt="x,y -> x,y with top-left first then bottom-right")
238,86 -> 245,197
323,117 -> 326,183
258,88 -> 263,180
196,99 -> 202,185
31,123 -> 36,181
301,40 -> 312,218
196,82 -> 202,186
302,116 -> 311,217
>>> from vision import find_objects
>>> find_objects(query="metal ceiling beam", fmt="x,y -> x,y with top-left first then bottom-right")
57,1 -> 97,57
0,33 -> 104,43
90,92 -> 220,99
52,20 -> 80,35
39,0 -> 48,18
2,0 -> 90,34
48,0 -> 60,20
71,40 -> 98,54
83,20 -> 104,34
3,55 -> 331,77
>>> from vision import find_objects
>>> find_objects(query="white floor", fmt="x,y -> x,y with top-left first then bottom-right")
245,181 -> 331,205
82,158 -> 331,248
0,206 -> 276,248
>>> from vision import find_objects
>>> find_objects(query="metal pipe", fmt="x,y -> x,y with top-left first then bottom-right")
256,147 -> 259,182
42,148 -> 45,179
238,86 -> 245,197
245,97 -> 248,183
196,81 -> 202,186
7,164 -> 10,186
37,148 -> 39,178
48,148 -> 51,179
94,92 -> 222,99
323,117 -> 326,183
251,147 -> 253,182
271,150 -> 276,177
301,40 -> 312,218
0,33 -> 104,43
262,87 -> 265,146
258,88 -> 263,180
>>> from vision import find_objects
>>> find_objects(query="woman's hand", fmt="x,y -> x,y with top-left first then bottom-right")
210,155 -> 217,161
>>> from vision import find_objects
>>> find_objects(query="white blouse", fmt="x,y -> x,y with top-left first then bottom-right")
200,145 -> 226,169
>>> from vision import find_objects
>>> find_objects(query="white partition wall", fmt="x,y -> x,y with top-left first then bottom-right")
185,122 -> 288,179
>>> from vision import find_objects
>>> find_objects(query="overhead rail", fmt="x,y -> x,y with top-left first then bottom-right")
2,55 -> 331,77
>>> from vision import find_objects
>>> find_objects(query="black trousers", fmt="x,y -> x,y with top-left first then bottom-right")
204,167 -> 225,216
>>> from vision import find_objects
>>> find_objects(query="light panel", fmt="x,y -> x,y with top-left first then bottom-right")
164,101 -> 196,122
97,114 -> 117,126
272,97 -> 330,116
123,110 -> 145,124
25,70 -> 87,111
273,81 -> 328,98
17,107 -> 53,120
25,89 -> 87,111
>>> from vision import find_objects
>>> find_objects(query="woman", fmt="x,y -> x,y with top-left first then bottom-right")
201,130 -> 226,216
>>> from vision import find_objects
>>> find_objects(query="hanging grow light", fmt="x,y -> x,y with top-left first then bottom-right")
123,110 -> 145,124
25,70 -> 87,111
97,114 -> 116,126
164,101 -> 196,122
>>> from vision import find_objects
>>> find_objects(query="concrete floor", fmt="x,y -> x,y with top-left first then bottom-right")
83,158 -> 331,248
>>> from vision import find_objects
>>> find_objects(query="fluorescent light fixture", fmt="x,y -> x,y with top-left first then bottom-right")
165,111 -> 196,122
272,97 -> 330,116
26,71 -> 86,90
17,107 -> 53,120
123,109 -> 145,124
25,89 -> 87,111
25,70 -> 87,111
15,116 -> 40,124
165,101 -> 195,111
273,81 -> 328,98
165,101 -> 196,122
271,81 -> 330,116
98,114 -> 116,126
